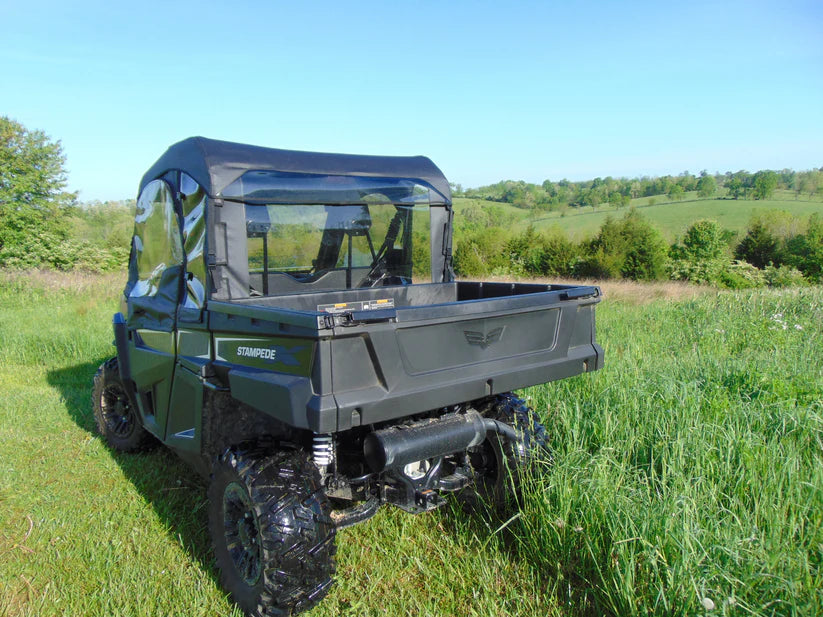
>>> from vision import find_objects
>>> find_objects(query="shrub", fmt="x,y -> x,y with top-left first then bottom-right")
764,264 -> 807,288
680,219 -> 728,261
505,226 -> 579,277
0,232 -> 128,272
736,221 -> 780,268
619,210 -> 668,280
669,219 -> 734,285
717,260 -> 766,289
453,227 -> 510,277
572,249 -> 624,279
667,257 -> 724,286
531,229 -> 578,277
504,226 -> 541,275
576,209 -> 668,281
453,237 -> 489,277
784,214 -> 823,282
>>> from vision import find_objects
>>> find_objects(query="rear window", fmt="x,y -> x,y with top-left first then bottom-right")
245,203 -> 432,292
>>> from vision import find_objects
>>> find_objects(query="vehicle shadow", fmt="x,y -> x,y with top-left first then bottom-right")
46,358 -> 218,586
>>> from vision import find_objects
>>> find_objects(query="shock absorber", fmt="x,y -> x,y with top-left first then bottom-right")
313,433 -> 334,470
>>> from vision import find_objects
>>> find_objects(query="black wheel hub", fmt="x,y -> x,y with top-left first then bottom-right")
101,385 -> 136,439
468,439 -> 504,492
223,482 -> 262,586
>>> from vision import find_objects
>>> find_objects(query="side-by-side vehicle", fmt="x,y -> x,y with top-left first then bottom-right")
92,137 -> 603,616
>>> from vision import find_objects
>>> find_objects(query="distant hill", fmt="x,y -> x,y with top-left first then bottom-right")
453,190 -> 823,241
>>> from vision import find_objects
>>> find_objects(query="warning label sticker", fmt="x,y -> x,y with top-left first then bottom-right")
317,298 -> 395,313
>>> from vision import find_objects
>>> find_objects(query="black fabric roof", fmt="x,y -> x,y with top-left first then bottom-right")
139,137 -> 452,203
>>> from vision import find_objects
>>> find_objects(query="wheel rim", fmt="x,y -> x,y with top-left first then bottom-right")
223,482 -> 262,586
101,384 -> 136,439
468,438 -> 505,496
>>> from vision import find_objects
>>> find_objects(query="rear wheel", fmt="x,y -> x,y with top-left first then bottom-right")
92,358 -> 155,452
208,446 -> 336,617
465,393 -> 549,508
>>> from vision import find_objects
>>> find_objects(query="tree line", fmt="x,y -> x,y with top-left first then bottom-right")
452,167 -> 823,211
2,115 -> 821,285
454,208 -> 822,288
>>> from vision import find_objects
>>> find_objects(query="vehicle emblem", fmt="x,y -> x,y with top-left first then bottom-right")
464,326 -> 505,350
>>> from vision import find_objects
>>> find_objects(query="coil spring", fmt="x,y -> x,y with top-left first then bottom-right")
313,434 -> 333,468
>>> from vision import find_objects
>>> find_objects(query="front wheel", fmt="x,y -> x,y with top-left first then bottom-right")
208,446 -> 336,617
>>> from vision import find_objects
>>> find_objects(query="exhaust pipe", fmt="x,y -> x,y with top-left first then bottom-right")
363,411 -> 519,472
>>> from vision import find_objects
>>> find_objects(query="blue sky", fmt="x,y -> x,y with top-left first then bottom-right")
2,1 -> 821,201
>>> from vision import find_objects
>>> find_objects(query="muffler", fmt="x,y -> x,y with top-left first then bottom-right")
363,411 -> 519,472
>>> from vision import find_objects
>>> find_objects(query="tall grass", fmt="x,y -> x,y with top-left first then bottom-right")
519,290 -> 822,615
0,271 -> 820,616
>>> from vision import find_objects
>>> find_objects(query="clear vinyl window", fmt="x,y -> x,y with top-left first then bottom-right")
179,172 -> 207,308
129,179 -> 183,298
245,203 -> 431,292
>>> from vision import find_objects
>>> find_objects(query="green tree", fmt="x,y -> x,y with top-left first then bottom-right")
697,174 -> 717,198
0,117 -> 76,267
532,229 -> 578,276
736,221 -> 780,268
669,219 -> 731,285
726,176 -> 744,199
575,209 -> 667,281
784,214 -> 823,282
581,188 -> 601,210
796,170 -> 820,200
668,184 -> 685,201
752,170 -> 778,200
681,219 -> 728,260
618,209 -> 668,280
453,227 -> 509,277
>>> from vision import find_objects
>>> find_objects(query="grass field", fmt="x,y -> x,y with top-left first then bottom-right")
453,191 -> 823,241
1,272 -> 820,616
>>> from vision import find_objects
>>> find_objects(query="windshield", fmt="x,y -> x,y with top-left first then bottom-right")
245,203 -> 432,294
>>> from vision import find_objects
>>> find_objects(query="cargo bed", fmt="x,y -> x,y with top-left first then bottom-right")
205,282 -> 603,433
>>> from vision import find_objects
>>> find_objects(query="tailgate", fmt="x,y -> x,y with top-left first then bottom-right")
397,307 -> 558,373
328,285 -> 603,429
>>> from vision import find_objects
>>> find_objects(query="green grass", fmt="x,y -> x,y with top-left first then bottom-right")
454,191 -> 823,241
519,291 -> 822,614
1,272 -> 821,616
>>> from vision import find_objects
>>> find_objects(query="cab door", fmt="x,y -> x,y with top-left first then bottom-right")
124,177 -> 183,440
165,172 -> 210,454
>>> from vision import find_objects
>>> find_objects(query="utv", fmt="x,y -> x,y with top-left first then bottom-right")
92,137 -> 603,616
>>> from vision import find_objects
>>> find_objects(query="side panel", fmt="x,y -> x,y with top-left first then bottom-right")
166,364 -> 204,452
165,328 -> 211,452
208,315 -> 334,431
129,329 -> 176,438
213,334 -> 314,375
